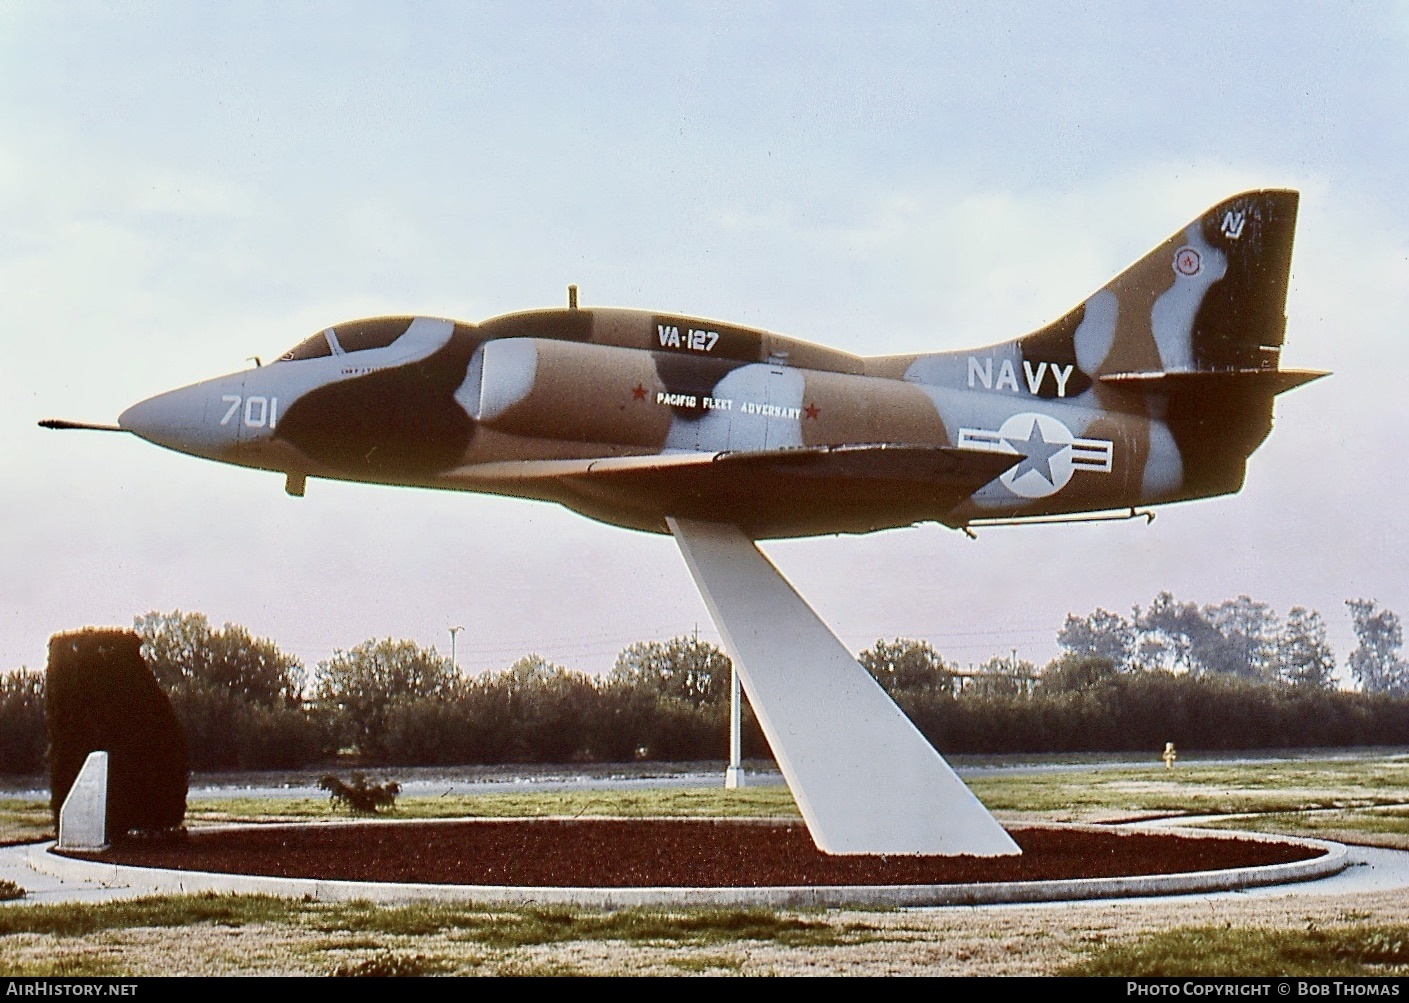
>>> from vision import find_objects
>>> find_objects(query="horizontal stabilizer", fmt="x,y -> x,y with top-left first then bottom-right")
1100,368 -> 1328,397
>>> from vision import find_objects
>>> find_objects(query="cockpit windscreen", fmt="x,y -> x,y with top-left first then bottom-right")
277,317 -> 416,362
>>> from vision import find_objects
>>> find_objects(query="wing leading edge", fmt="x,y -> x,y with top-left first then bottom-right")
454,444 -> 1019,538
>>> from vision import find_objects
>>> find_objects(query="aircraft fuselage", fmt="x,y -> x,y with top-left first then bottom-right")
116,306 -> 1257,538
114,190 -> 1322,539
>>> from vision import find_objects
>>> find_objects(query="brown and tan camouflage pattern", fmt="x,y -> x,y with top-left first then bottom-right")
115,190 -> 1323,539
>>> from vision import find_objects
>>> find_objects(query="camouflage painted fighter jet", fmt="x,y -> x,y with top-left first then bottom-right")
44,189 -> 1324,856
75,189 -> 1319,538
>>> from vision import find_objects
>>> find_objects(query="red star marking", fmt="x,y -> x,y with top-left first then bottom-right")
804,402 -> 821,420
631,383 -> 647,401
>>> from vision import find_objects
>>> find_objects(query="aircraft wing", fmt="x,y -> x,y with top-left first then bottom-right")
456,444 -> 1018,537
720,442 -> 1014,480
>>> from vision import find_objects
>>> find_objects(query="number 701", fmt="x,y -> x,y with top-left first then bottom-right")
220,395 -> 279,429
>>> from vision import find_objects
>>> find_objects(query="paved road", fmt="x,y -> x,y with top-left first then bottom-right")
7,747 -> 1398,800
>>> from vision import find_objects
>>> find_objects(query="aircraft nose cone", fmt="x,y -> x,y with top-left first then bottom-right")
118,395 -> 172,443
120,388 -> 198,445
119,380 -> 239,458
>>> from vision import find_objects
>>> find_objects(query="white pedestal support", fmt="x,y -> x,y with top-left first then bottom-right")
58,750 -> 109,851
669,518 -> 1019,856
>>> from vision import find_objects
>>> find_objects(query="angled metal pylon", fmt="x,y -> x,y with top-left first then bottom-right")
668,517 -> 1020,856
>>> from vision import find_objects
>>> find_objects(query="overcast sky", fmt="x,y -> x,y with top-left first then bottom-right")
2,2 -> 1406,683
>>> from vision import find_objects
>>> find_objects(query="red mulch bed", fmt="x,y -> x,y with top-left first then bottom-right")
67,819 -> 1324,888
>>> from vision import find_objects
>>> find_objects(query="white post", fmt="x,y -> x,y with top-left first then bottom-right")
58,750 -> 109,850
449,626 -> 463,670
725,662 -> 744,788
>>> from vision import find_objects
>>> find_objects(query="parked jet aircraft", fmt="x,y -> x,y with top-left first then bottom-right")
65,189 -> 1320,538
44,189 -> 1323,856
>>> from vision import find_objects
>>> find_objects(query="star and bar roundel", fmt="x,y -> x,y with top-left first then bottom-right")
957,412 -> 1114,498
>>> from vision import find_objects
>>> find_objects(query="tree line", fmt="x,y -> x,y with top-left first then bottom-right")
1055,593 -> 1408,693
0,592 -> 1406,774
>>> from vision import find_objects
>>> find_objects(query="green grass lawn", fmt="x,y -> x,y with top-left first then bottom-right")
0,798 -> 51,846
6,752 -> 1409,975
185,784 -> 801,824
8,753 -> 1408,840
0,894 -> 881,976
964,756 -> 1409,823
0,893 -> 872,947
1064,923 -> 1409,977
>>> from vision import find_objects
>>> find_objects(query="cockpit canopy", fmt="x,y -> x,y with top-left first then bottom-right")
277,317 -> 416,362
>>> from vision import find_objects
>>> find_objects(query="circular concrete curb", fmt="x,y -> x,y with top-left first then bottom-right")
26,822 -> 1349,908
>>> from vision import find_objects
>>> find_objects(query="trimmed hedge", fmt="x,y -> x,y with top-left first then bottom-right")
7,638 -> 1409,773
46,629 -> 187,836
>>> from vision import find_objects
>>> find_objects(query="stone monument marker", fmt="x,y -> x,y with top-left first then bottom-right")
57,751 -> 109,850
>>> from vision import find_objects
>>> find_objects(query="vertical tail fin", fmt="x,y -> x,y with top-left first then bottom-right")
1022,189 -> 1300,378
897,190 -> 1321,509
1010,190 -> 1320,503
1184,189 -> 1298,371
